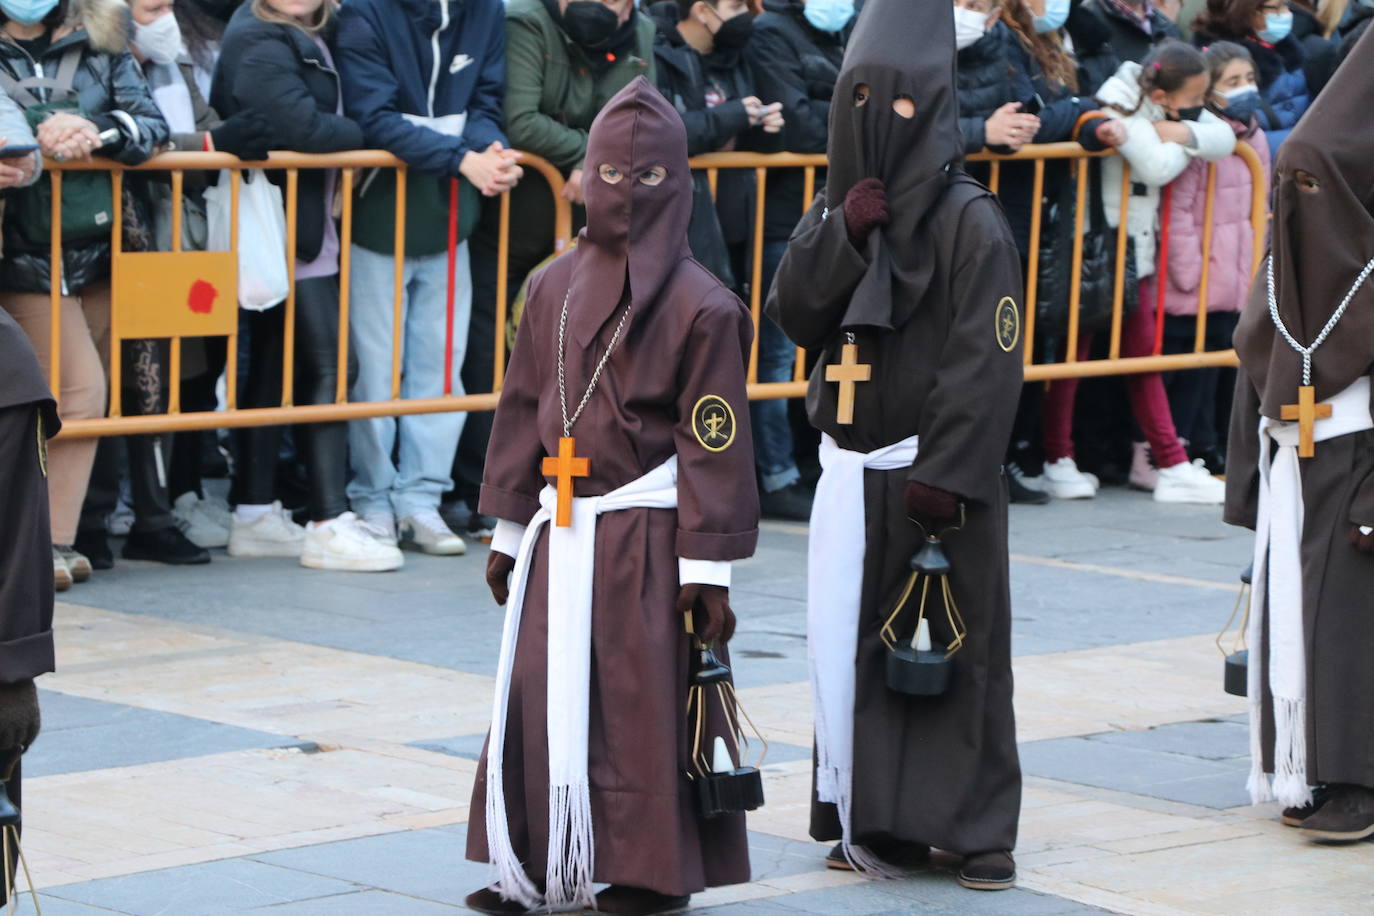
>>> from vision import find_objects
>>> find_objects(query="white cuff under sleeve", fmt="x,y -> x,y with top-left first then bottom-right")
491,519 -> 526,557
678,558 -> 732,588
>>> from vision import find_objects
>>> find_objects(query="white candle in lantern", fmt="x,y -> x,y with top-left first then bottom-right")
913,617 -> 933,653
711,736 -> 734,773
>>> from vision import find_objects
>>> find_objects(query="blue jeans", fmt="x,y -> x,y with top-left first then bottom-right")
750,239 -> 800,493
347,243 -> 471,519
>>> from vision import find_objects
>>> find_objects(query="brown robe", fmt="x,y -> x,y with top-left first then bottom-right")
767,184 -> 1025,856
466,81 -> 761,897
1224,28 -> 1374,792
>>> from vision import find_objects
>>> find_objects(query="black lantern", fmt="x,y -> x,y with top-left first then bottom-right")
881,508 -> 967,697
0,747 -> 37,913
1217,563 -> 1252,698
683,612 -> 767,819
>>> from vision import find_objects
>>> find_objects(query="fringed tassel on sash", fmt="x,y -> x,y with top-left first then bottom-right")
544,781 -> 596,910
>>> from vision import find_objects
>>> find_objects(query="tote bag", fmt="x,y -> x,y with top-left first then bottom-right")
205,169 -> 289,311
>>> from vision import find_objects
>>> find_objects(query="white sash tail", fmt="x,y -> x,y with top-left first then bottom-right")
485,457 -> 679,909
808,433 -> 919,877
1248,377 -> 1372,806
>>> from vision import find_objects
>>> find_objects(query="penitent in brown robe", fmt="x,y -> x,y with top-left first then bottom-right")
466,78 -> 760,897
766,0 -> 1024,858
1225,31 -> 1374,793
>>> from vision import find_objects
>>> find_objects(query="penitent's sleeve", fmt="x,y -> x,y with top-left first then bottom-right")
479,273 -> 549,527
907,198 -> 1025,506
673,291 -> 760,564
765,197 -> 871,350
1224,371 -> 1261,530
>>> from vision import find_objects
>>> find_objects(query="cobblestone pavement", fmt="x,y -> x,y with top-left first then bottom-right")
20,488 -> 1374,914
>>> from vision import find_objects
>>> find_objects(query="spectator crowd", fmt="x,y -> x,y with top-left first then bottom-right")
0,0 -> 1358,592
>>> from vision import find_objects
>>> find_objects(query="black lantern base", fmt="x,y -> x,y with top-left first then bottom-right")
694,767 -> 764,818
886,646 -> 953,696
1224,649 -> 1248,698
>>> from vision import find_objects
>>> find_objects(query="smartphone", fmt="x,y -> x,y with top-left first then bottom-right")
0,144 -> 38,159
1021,95 -> 1045,117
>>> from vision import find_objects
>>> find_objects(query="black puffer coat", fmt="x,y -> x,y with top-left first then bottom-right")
0,0 -> 169,294
212,3 -> 364,262
1073,0 -> 1178,66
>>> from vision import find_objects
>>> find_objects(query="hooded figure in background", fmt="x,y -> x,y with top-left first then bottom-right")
466,77 -> 760,916
766,0 -> 1025,891
1225,26 -> 1374,843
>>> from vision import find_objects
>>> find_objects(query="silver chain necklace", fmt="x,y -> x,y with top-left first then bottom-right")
1266,253 -> 1374,386
557,289 -> 634,438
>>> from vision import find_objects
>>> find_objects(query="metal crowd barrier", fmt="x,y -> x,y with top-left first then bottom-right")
40,141 -> 1265,439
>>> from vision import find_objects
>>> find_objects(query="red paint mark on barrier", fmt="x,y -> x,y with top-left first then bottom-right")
188,279 -> 217,315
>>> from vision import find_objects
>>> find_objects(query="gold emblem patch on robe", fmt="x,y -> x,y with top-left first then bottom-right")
692,395 -> 736,452
995,297 -> 1020,353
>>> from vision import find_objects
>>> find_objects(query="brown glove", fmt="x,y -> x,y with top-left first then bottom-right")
0,681 -> 39,754
1349,525 -> 1374,553
843,177 -> 888,248
677,584 -> 737,645
904,481 -> 959,531
486,550 -> 516,605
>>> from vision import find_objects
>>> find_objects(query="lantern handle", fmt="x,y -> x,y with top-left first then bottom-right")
907,502 -> 966,542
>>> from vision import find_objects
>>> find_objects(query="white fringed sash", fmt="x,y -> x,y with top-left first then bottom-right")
485,458 -> 679,909
1248,377 -> 1371,806
808,434 -> 918,876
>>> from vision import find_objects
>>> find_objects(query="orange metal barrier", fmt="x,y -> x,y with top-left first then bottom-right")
38,141 -> 1265,439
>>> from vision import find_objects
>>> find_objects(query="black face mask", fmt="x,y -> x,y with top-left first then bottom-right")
1175,105 -> 1205,121
712,11 -> 755,52
562,0 -> 621,50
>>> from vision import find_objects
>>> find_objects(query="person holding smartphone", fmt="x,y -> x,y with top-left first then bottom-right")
0,92 -> 38,188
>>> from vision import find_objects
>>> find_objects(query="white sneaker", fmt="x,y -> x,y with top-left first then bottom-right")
173,492 -> 231,549
106,500 -> 134,537
1129,442 -> 1158,492
228,502 -> 306,557
1041,457 -> 1098,500
53,548 -> 72,593
360,512 -> 398,547
1154,459 -> 1226,505
301,512 -> 404,571
400,509 -> 467,556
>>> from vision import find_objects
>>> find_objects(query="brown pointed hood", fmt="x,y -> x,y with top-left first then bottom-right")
568,76 -> 693,348
825,0 -> 967,331
1233,25 -> 1374,415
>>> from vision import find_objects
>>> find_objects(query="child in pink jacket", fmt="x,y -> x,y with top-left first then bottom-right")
1148,41 -> 1272,475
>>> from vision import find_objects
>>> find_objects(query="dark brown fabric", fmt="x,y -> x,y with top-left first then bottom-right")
0,308 -> 58,434
1232,25 -> 1374,417
823,0 -> 964,331
0,404 -> 57,685
568,76 -> 694,349
467,78 -> 760,894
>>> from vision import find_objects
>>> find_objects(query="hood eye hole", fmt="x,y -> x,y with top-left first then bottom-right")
598,164 -> 624,184
853,83 -> 869,107
638,165 -> 667,187
1294,170 -> 1320,193
892,95 -> 915,119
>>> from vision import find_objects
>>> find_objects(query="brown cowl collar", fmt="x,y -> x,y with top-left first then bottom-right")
567,76 -> 694,348
1234,25 -> 1374,416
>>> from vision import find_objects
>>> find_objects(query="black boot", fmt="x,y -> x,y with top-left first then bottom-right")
760,482 -> 813,521
958,850 -> 1016,891
1299,785 -> 1374,842
122,527 -> 211,565
73,530 -> 114,572
595,885 -> 690,915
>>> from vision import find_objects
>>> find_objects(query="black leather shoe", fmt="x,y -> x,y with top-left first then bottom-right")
1283,784 -> 1332,827
826,840 -> 931,871
122,527 -> 211,565
595,886 -> 690,915
1007,463 -> 1050,505
1299,784 -> 1374,842
760,482 -> 813,521
73,531 -> 113,572
463,888 -> 529,914
958,850 -> 1016,890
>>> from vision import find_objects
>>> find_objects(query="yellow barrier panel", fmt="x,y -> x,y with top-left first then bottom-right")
42,141 -> 1264,439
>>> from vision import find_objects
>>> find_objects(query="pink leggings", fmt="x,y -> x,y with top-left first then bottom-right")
1042,281 -> 1188,468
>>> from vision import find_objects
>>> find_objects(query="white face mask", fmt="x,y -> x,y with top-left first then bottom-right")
953,6 -> 989,50
133,11 -> 183,65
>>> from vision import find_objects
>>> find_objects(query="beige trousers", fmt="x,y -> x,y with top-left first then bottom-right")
4,284 -> 111,544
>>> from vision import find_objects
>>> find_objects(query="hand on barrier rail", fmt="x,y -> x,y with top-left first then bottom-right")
985,102 -> 1040,151
844,177 -> 888,247
1094,119 -> 1128,148
562,167 -> 586,205
210,111 -> 274,161
0,139 -> 36,188
38,112 -> 100,163
462,140 -> 524,197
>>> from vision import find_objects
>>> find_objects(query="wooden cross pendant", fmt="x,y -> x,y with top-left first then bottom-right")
541,436 -> 590,527
824,342 -> 871,426
1280,386 -> 1332,459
